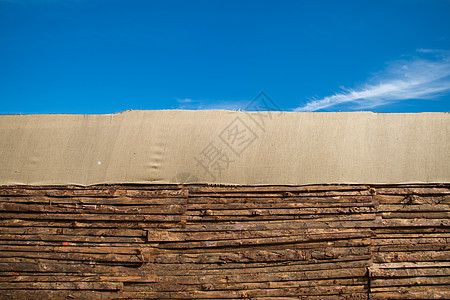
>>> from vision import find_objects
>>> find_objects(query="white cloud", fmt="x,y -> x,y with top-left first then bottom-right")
175,98 -> 193,104
196,100 -> 249,110
175,98 -> 249,110
294,50 -> 450,111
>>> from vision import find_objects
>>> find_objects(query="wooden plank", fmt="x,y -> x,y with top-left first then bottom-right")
374,251 -> 450,263
378,204 -> 450,212
0,261 -> 141,274
153,231 -> 374,249
142,259 -> 371,275
185,213 -> 377,222
375,195 -> 450,205
122,284 -> 367,297
0,289 -> 369,299
0,202 -> 184,215
0,275 -> 158,283
0,234 -> 145,243
0,290 -> 119,300
373,233 -> 450,238
374,187 -> 450,195
0,281 -> 123,290
173,219 -> 379,233
188,190 -> 372,198
373,244 -> 450,252
0,213 -> 182,222
0,251 -> 143,263
380,218 -> 450,227
187,195 -> 374,204
125,189 -> 188,198
0,227 -> 146,237
374,227 -> 450,234
380,211 -> 450,219
0,219 -> 181,229
372,237 -> 449,246
0,188 -> 117,198
147,228 -> 371,242
369,267 -> 450,278
371,290 -> 450,299
187,201 -> 375,210
188,185 -> 369,193
0,245 -> 143,255
185,207 -> 375,216
372,262 -> 450,269
0,196 -> 187,205
138,267 -> 367,284
123,277 -> 365,292
150,247 -> 371,264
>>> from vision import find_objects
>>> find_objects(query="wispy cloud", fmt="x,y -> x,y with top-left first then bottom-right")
294,50 -> 450,111
175,98 -> 193,104
197,100 -> 249,110
174,97 -> 249,110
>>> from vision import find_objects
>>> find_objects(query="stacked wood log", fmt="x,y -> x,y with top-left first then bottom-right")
0,184 -> 448,299
369,186 -> 450,299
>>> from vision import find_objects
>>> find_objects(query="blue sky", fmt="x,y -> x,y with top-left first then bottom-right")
0,0 -> 449,114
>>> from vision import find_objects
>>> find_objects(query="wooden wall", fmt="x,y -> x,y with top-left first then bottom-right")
0,184 -> 448,299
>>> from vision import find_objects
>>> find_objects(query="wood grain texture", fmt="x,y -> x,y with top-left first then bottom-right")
0,184 -> 448,299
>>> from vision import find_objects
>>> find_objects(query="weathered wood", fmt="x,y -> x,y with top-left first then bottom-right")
150,247 -> 371,264
122,283 -> 368,297
188,185 -> 370,193
0,213 -> 182,222
142,259 -> 371,275
0,196 -> 187,205
0,234 -> 145,243
0,290 -> 119,300
0,245 -> 144,255
0,275 -> 158,283
374,251 -> 450,263
375,195 -> 450,205
172,219 -> 379,232
185,206 -> 375,216
375,227 -> 450,233
153,231 -> 374,249
187,201 -> 375,210
372,237 -> 449,246
188,190 -> 372,198
126,277 -> 366,292
373,244 -> 450,252
0,261 -> 141,274
0,202 -> 184,215
378,204 -> 450,212
0,227 -> 146,237
373,233 -> 450,238
147,228 -> 371,242
188,195 -> 374,204
0,251 -> 143,263
369,267 -> 450,278
370,290 -> 450,299
185,213 -> 376,222
0,289 -> 369,300
0,281 -> 123,290
0,219 -> 181,229
0,183 -> 448,298
369,284 -> 450,293
380,218 -> 450,227
374,187 -> 450,195
372,262 -> 450,269
380,211 -> 450,219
